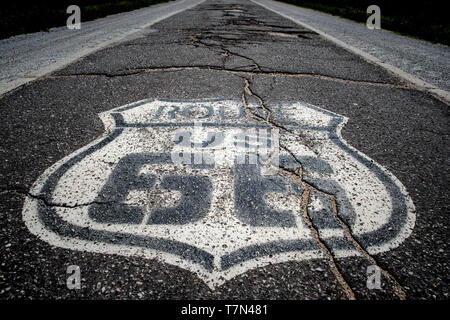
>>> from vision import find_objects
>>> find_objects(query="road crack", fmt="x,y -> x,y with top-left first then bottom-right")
241,76 -> 407,299
2,188 -> 112,209
47,67 -> 412,89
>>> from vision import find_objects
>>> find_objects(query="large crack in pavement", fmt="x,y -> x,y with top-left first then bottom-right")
45,67 -> 411,89
240,79 -> 356,299
241,74 -> 407,299
1,188 -> 113,209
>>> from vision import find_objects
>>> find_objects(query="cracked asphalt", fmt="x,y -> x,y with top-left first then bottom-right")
0,0 -> 448,300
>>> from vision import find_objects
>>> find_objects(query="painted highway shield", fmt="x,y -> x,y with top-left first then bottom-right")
22,98 -> 415,288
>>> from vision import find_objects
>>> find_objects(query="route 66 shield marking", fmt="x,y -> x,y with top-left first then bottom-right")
22,98 -> 415,288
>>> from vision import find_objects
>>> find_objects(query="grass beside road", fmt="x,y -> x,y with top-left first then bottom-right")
277,0 -> 450,46
0,0 -> 173,40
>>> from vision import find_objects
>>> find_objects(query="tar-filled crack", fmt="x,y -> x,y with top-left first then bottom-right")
47,67 -> 411,89
241,77 -> 355,299
2,188 -> 111,209
243,77 -> 319,152
241,76 -> 407,300
190,33 -> 262,71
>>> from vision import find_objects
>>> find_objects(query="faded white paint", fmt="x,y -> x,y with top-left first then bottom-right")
22,99 -> 415,288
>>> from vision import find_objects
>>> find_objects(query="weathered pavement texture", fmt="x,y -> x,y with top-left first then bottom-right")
253,0 -> 450,93
0,0 -> 448,300
0,0 -> 205,96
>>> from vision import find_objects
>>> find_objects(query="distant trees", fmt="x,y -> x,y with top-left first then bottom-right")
277,0 -> 449,45
0,0 -> 172,39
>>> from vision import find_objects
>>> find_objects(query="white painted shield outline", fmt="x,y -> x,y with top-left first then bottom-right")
22,98 -> 415,288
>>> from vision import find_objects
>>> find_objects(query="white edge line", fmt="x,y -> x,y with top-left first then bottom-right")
250,0 -> 450,105
0,0 -> 206,97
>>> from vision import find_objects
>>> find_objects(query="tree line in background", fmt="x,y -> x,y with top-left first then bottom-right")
0,0 -> 172,39
278,0 -> 449,46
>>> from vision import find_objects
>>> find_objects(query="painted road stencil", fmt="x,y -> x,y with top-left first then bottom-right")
22,98 -> 415,288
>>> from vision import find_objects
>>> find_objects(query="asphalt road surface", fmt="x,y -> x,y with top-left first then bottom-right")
0,0 -> 448,300
253,0 -> 450,93
0,0 -> 205,96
